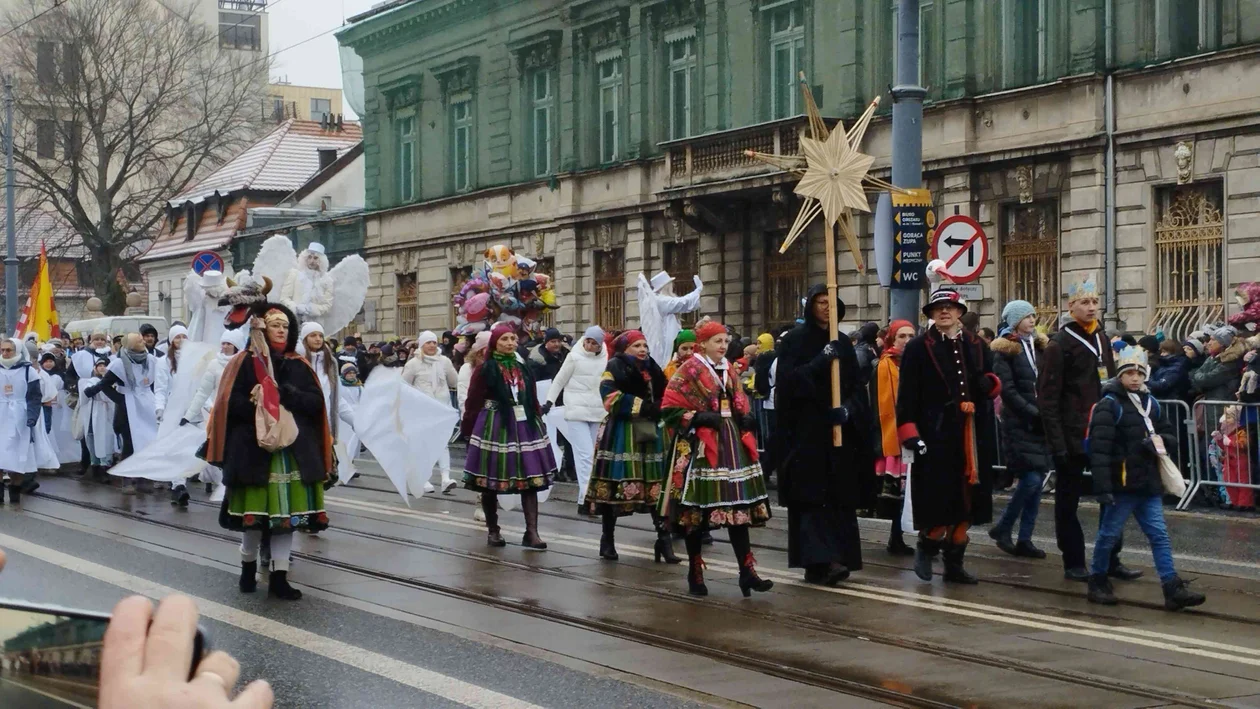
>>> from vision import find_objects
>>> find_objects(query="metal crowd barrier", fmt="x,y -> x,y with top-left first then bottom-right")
1181,400 -> 1260,512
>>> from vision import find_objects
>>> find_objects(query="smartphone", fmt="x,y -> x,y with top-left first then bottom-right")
0,598 -> 209,707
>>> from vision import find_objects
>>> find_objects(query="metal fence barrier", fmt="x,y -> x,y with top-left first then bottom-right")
1182,400 -> 1260,512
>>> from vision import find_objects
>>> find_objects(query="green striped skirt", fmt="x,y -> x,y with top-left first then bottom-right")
662,418 -> 772,530
219,451 -> 329,533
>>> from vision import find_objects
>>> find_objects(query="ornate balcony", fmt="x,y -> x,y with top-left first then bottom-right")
659,116 -> 811,192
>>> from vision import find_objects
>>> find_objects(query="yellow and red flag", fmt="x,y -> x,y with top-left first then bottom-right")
13,241 -> 61,340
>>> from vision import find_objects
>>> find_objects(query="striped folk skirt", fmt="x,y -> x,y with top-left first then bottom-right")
583,417 -> 668,516
219,450 -> 329,533
463,403 -> 556,495
662,418 -> 772,530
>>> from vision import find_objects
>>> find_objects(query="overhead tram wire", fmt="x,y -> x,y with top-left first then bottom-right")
150,0 -> 294,59
0,0 -> 67,42
202,21 -> 345,87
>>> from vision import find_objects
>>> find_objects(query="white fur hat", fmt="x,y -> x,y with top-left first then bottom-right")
202,270 -> 226,288
300,322 -> 325,341
650,271 -> 674,292
306,242 -> 326,255
220,327 -> 248,352
167,325 -> 189,342
418,330 -> 438,346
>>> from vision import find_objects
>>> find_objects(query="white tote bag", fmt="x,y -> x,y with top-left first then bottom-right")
1129,392 -> 1188,498
900,446 -> 918,535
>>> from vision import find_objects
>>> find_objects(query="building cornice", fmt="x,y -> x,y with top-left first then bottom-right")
338,0 -> 485,53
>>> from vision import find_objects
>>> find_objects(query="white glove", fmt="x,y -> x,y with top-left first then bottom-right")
693,275 -> 703,288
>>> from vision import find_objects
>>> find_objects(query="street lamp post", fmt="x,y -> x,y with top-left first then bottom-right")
888,0 -> 927,325
3,75 -> 17,335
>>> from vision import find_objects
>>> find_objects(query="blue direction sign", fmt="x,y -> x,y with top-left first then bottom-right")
191,250 -> 224,275
890,188 -> 935,290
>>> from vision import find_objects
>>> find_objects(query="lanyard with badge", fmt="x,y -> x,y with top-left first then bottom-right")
693,353 -> 733,418
1127,392 -> 1167,455
1066,327 -> 1108,383
1021,338 -> 1037,375
508,374 -> 527,421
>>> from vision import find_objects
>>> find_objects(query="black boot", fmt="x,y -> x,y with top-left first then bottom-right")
268,570 -> 302,600
6,484 -> 20,506
914,537 -> 941,581
886,531 -> 916,557
483,494 -> 506,547
942,542 -> 979,584
1014,540 -> 1047,559
599,509 -> 619,561
1109,559 -> 1144,581
652,512 -> 681,564
685,531 -> 707,596
1087,573 -> 1117,605
988,526 -> 1017,556
92,466 -> 110,483
520,491 -> 547,550
730,526 -> 772,597
171,484 -> 190,507
239,561 -> 258,593
1162,575 -> 1205,611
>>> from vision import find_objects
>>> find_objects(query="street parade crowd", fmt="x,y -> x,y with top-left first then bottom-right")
6,238 -> 1260,616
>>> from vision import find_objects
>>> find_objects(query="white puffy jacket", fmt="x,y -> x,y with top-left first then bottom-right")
402,353 -> 458,404
546,344 -> 608,422
182,354 -> 229,424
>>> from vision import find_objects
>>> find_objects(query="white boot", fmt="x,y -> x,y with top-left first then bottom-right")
210,484 -> 226,502
473,494 -> 486,522
441,471 -> 457,494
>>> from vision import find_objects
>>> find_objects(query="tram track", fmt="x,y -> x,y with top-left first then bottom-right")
27,488 -> 1237,709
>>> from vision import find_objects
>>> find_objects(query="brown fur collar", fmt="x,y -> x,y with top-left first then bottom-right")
1217,338 -> 1246,364
991,332 -> 1048,355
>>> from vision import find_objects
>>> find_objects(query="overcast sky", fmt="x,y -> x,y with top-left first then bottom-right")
268,0 -> 383,118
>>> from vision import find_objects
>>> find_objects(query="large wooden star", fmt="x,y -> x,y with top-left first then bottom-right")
744,73 -> 905,271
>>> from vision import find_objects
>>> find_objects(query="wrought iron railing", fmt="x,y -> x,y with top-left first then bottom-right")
1151,187 -> 1224,342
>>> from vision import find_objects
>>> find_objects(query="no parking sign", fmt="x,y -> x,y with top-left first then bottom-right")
191,250 -> 224,275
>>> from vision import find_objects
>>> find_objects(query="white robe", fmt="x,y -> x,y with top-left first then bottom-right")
637,274 -> 703,369
281,266 -> 335,321
106,355 -> 160,455
0,363 -> 58,473
339,381 -> 362,460
186,279 -> 229,345
46,374 -> 80,464
77,376 -> 118,461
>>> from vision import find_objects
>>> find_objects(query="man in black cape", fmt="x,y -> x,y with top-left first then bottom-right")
775,284 -> 870,585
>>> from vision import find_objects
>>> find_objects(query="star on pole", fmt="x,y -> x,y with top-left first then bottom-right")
744,73 -> 908,271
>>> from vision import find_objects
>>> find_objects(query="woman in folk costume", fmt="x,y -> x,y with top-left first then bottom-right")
1,337 -> 59,504
461,323 -> 556,549
660,321 -> 773,597
869,319 -> 917,557
543,325 -> 609,513
204,302 -> 332,601
77,355 -> 118,481
402,330 -> 460,494
775,286 -> 870,586
154,325 -> 190,422
582,329 -> 679,563
662,329 -> 696,380
896,286 -> 1000,584
84,333 -> 160,491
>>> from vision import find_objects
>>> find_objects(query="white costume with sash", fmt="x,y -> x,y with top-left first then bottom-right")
107,354 -> 159,455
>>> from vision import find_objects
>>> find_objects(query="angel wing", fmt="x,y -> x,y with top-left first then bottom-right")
250,235 -> 297,298
636,273 -> 665,368
182,269 -> 204,310
323,255 -> 370,336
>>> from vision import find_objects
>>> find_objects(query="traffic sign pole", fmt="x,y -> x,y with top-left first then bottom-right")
888,0 -> 927,326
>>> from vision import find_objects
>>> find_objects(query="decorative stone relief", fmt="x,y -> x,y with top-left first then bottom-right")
432,57 -> 479,98
382,78 -> 422,112
596,222 -> 614,252
532,232 -> 546,257
1015,165 -> 1034,204
447,243 -> 468,266
577,14 -> 628,52
651,0 -> 700,31
1175,141 -> 1194,185
511,31 -> 561,72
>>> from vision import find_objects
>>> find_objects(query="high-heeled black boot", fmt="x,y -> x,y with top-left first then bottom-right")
599,509 -> 618,560
268,570 -> 302,600
520,491 -> 547,550
652,512 -> 680,564
730,526 -> 772,597
483,493 -> 506,547
239,561 -> 258,593
684,530 -> 707,596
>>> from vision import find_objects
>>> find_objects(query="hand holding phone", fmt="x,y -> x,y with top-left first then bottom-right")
98,595 -> 273,709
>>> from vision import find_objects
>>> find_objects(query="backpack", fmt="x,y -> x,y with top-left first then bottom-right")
1083,394 -> 1123,457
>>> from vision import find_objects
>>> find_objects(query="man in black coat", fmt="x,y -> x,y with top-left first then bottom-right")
896,287 -> 1000,584
774,284 -> 869,585
1038,279 -> 1142,583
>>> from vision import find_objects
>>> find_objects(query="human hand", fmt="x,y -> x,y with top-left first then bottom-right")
638,401 -> 660,420
1096,493 -> 1114,507
1245,349 -> 1257,364
692,411 -> 723,429
693,275 -> 703,289
99,595 -> 273,709
27,416 -> 38,428
904,436 -> 927,456
540,402 -> 553,416
249,317 -> 265,331
179,418 -> 190,427
739,413 -> 757,431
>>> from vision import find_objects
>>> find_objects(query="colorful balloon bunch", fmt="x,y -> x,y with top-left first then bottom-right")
452,244 -> 559,338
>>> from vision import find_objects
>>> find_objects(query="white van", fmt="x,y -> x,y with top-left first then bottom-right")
61,316 -> 170,340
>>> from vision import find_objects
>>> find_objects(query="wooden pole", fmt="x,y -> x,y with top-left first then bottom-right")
825,221 -> 843,447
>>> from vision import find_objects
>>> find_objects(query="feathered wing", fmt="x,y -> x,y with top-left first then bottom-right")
324,255 -> 370,335
183,269 -> 204,310
636,273 -> 666,368
251,235 -> 297,298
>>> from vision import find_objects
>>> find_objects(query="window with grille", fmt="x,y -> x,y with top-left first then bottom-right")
1151,183 -> 1224,342
527,69 -> 553,177
1000,202 -> 1060,330
396,115 -> 416,203
764,233 -> 807,328
666,34 -> 695,141
595,249 -> 625,331
451,97 -> 472,191
450,266 -> 472,330
597,57 -> 621,163
663,240 -> 699,328
768,3 -> 805,119
396,273 -> 418,339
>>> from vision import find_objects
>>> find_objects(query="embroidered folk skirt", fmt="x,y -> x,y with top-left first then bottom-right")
583,417 -> 667,516
463,403 -> 556,495
662,418 -> 772,530
219,451 -> 329,533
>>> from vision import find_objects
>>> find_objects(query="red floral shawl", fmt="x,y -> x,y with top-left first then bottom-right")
661,355 -> 758,467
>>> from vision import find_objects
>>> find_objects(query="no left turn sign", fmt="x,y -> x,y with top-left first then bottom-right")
929,215 -> 988,284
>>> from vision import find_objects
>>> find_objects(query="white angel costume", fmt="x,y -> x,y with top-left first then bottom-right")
297,322 -> 358,482
109,342 -> 218,483
104,352 -> 160,456
250,235 -> 369,337
154,325 -> 190,422
77,373 -> 118,465
45,371 -> 81,464
354,367 -> 460,505
637,271 -> 704,369
184,269 -> 232,345
2,340 -> 59,473
339,374 -> 362,464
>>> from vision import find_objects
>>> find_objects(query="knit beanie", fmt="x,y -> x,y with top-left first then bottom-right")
1000,300 -> 1036,330
1137,335 -> 1161,357
582,325 -> 605,343
756,333 -> 774,352
1212,326 -> 1238,349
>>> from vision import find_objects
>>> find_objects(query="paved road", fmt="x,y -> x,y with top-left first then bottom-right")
0,676 -> 87,708
2,466 -> 1259,708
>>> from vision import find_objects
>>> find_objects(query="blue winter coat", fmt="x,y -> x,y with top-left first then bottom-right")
1146,353 -> 1192,404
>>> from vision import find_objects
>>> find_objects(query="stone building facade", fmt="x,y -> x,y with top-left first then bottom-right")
339,0 -> 1260,342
